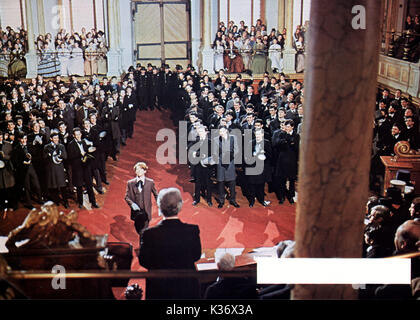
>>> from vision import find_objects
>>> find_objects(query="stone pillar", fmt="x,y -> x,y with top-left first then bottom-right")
119,0 -> 134,72
25,0 -> 38,78
107,0 -> 122,77
282,0 -> 296,74
201,0 -> 215,73
191,0 -> 201,69
278,0 -> 285,32
37,0 -> 45,36
292,0 -> 383,300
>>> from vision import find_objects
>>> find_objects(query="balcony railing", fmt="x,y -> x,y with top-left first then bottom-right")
382,30 -> 420,63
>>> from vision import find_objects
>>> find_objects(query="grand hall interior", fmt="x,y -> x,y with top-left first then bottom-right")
0,0 -> 419,302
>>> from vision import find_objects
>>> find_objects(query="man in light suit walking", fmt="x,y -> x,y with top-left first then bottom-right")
125,162 -> 158,234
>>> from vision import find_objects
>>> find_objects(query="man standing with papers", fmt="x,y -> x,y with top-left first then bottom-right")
125,162 -> 158,234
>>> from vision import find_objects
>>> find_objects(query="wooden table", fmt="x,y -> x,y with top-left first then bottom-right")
380,156 -> 420,196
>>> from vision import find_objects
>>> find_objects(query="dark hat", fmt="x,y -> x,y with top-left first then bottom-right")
140,66 -> 146,71
136,63 -> 142,68
175,64 -> 183,70
396,170 -> 411,185
147,63 -> 152,67
378,197 -> 393,209
386,187 -> 403,205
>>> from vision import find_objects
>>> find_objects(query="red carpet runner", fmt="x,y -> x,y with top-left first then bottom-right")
77,108 -> 296,282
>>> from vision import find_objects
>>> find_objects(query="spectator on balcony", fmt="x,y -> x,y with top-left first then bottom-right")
414,15 -> 420,35
294,35 -> 305,73
96,31 -> 106,45
0,46 -> 10,78
214,39 -> 225,73
268,37 -> 283,73
405,15 -> 414,31
8,42 -> 26,78
97,41 -> 108,76
57,42 -> 70,76
68,41 -> 84,76
84,42 -> 98,76
225,38 -> 244,73
239,37 -> 253,72
268,28 -> 277,44
37,42 -> 60,78
261,24 -> 268,37
251,37 -> 271,75
80,38 -> 88,52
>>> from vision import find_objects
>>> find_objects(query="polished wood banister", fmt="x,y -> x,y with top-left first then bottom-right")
5,269 -> 256,280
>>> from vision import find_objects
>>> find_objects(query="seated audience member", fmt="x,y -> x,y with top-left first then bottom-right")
363,223 -> 394,258
374,220 -> 420,300
385,187 -> 411,231
204,253 -> 257,299
257,240 -> 294,299
410,197 -> 420,220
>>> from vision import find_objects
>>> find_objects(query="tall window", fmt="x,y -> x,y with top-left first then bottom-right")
0,0 -> 26,30
219,0 -> 261,28
293,0 -> 311,32
60,0 -> 105,33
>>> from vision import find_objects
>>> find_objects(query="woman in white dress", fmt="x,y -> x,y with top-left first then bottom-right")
213,39 -> 225,73
239,38 -> 253,71
294,35 -> 305,73
67,42 -> 85,76
57,42 -> 70,76
268,37 -> 283,73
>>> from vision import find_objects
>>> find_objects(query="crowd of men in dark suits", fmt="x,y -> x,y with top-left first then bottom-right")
156,67 -> 304,208
0,64 -> 305,216
371,88 -> 420,192
0,65 -> 170,211
1,61 -> 418,214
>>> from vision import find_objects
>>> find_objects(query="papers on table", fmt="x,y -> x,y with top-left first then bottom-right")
214,248 -> 245,261
0,236 -> 8,253
248,246 -> 278,258
196,262 -> 218,271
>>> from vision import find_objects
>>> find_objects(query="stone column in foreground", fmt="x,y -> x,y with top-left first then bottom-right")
107,0 -> 122,77
25,0 -> 38,78
282,0 -> 296,74
292,0 -> 383,300
278,0 -> 285,33
201,0 -> 215,73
